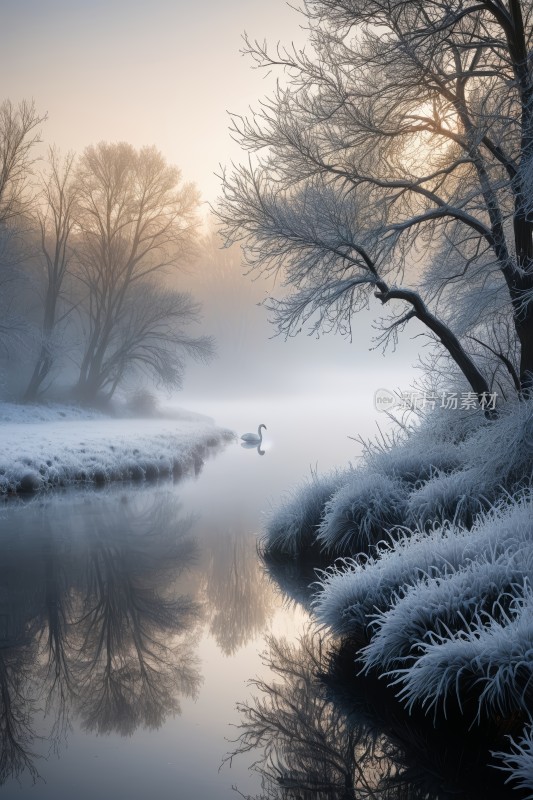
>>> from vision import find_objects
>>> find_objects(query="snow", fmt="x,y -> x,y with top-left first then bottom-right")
316,471 -> 408,555
265,468 -> 351,557
0,403 -> 234,494
263,399 -> 533,787
0,402 -> 106,424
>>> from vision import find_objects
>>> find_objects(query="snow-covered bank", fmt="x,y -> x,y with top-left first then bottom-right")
0,403 -> 235,494
261,400 -> 533,792
265,400 -> 533,558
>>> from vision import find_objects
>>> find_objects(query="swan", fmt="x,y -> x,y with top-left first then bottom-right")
241,424 -> 267,445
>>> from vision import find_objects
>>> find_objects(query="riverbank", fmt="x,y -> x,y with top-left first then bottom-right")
261,398 -> 533,795
0,402 -> 235,495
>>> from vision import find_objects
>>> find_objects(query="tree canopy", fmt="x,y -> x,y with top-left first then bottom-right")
218,0 -> 533,400
74,142 -> 210,402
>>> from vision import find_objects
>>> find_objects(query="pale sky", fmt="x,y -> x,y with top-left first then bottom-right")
1,0 -> 307,206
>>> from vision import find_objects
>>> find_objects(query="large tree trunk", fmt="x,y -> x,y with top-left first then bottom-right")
376,286 -> 493,406
516,306 -> 533,392
510,215 -> 533,392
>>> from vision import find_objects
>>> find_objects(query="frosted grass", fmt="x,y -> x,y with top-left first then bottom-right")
361,548 -> 533,672
0,406 -> 234,494
387,587 -> 533,720
264,468 -> 351,556
493,724 -> 533,798
316,472 -> 408,555
314,494 -> 533,639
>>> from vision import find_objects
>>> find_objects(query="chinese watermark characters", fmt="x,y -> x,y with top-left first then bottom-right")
374,389 -> 497,413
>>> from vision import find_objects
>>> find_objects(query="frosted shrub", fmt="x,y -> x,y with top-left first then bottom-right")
314,494 -> 533,640
126,389 -> 158,416
407,468 -> 492,526
493,724 -> 533,798
313,525 -> 461,639
362,404 -> 481,480
264,468 -> 351,557
316,472 -> 408,556
364,437 -> 462,484
361,546 -> 533,672
406,400 -> 533,526
265,402 -> 532,560
388,586 -> 533,720
462,398 -> 533,491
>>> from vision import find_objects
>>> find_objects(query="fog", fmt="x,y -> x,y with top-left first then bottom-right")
177,229 -> 421,406
0,1 -> 422,412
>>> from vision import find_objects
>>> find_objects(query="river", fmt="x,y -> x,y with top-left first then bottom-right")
0,396 -> 518,799
0,396 -> 372,799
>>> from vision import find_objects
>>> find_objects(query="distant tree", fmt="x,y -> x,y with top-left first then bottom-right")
73,142 -> 207,403
184,224 -> 270,380
23,149 -> 77,401
0,99 -> 45,225
94,282 -> 214,399
0,100 -> 45,360
218,1 -> 533,400
192,224 -> 267,347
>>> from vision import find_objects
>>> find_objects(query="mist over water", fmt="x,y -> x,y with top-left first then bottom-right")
0,395 -> 369,799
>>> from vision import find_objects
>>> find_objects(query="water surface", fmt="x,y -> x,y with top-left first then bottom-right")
0,396 -> 368,799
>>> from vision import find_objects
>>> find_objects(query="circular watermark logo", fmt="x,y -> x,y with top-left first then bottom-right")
374,388 -> 396,412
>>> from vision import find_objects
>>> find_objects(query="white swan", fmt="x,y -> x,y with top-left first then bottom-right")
241,424 -> 267,444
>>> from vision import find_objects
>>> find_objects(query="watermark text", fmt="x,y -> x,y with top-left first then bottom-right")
374,389 -> 497,412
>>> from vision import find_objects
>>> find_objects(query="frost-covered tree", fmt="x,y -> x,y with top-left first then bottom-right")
23,149 -> 78,401
0,99 -> 44,226
0,100 -> 45,362
218,0 -> 533,398
94,283 -> 214,399
73,142 -> 206,403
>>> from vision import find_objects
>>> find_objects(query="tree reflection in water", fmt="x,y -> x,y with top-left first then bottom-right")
202,528 -> 276,656
224,628 -> 400,800
225,626 -> 520,800
0,489 -> 202,783
72,496 -> 202,735
0,643 -> 41,785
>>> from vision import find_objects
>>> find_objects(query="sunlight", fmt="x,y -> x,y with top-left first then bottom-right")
399,98 -> 461,173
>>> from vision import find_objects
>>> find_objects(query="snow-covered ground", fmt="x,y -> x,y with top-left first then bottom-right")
262,399 -> 533,791
0,403 -> 235,494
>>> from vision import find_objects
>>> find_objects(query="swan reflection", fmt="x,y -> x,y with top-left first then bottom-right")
241,440 -> 266,455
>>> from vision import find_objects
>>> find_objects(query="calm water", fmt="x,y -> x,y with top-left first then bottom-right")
0,396 -> 370,800
0,397 -> 518,799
